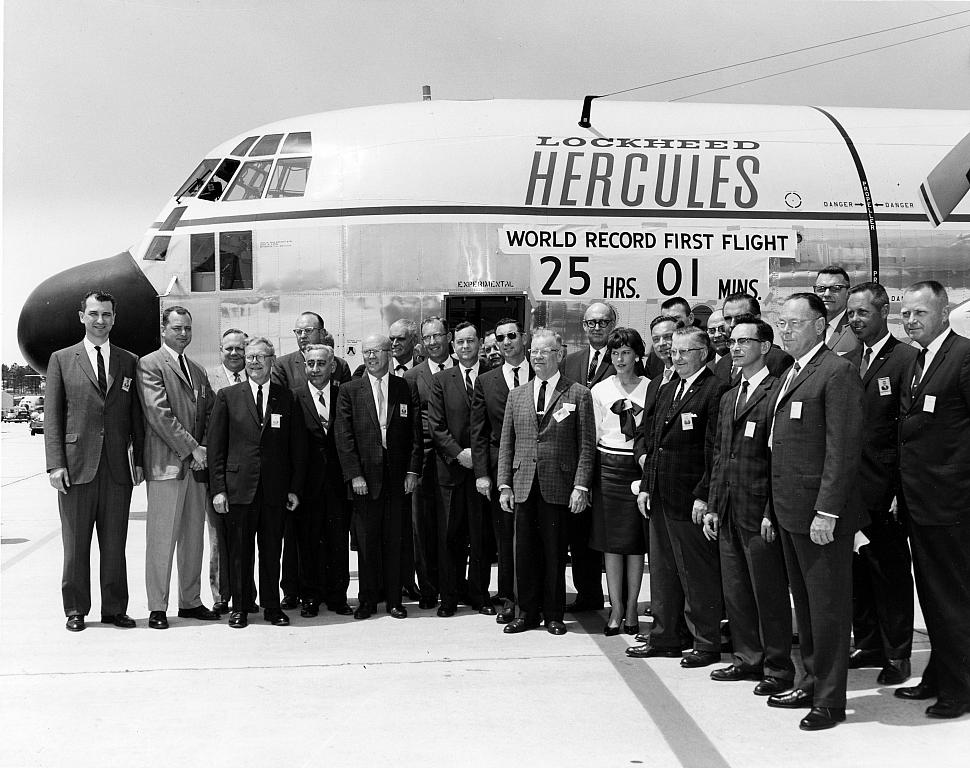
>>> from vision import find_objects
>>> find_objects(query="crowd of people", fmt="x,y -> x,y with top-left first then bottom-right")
44,265 -> 970,731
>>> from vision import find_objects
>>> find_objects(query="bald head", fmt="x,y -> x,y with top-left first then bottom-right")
362,333 -> 392,377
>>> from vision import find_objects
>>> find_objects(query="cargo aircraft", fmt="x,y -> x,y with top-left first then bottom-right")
17,99 -> 970,373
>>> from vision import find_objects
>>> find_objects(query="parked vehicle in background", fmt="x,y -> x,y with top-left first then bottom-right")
28,407 -> 44,435
3,407 -> 27,422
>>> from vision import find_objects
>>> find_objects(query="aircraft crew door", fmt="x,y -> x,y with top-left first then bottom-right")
444,294 -> 527,337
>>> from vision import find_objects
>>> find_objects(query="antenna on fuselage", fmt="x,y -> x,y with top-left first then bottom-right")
578,95 -> 601,128
422,85 -> 432,101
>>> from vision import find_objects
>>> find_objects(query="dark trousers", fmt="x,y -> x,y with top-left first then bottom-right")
438,478 -> 490,609
319,482 -> 351,607
290,498 -> 324,604
58,451 -> 132,617
566,505 -> 604,606
412,451 -> 440,600
907,519 -> 970,703
851,508 -> 914,660
488,472 -> 515,601
207,499 -> 256,606
647,507 -> 691,649
720,514 -> 794,680
226,485 -> 284,613
780,528 -> 853,709
665,512 -> 723,652
280,513 -> 299,599
400,491 -> 417,594
352,471 -> 404,607
514,478 -> 569,622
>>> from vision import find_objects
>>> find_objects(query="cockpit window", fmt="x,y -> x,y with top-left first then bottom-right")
224,160 -> 272,201
189,231 -> 253,291
174,159 -> 218,199
266,157 -> 311,198
281,132 -> 312,154
249,133 -> 283,156
230,136 -> 258,156
198,158 -> 241,201
143,236 -> 170,261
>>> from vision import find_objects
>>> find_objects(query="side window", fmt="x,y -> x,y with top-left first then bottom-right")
198,158 -> 241,201
281,132 -> 311,154
174,159 -> 218,199
265,157 -> 311,198
230,136 -> 259,156
249,133 -> 283,156
190,233 -> 216,292
224,160 -> 272,201
219,231 -> 253,290
144,236 -> 170,261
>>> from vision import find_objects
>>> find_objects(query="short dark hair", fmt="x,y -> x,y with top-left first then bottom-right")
660,296 -> 691,316
650,314 -> 681,331
162,305 -> 192,326
849,282 -> 890,310
673,326 -> 714,361
907,280 -> 947,301
722,292 -> 760,315
222,328 -> 246,338
606,327 -> 646,357
787,292 -> 827,319
299,311 -> 325,329
454,320 -> 478,337
731,314 -> 774,344
817,265 -> 850,284
80,291 -> 116,312
494,316 -> 522,333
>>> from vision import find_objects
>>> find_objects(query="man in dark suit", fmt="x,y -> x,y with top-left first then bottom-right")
895,281 -> 970,719
704,316 -> 794,695
715,293 -> 794,385
335,333 -> 423,619
628,328 -> 727,667
814,266 -> 860,356
472,317 -> 533,624
766,292 -> 863,730
428,322 -> 494,617
45,291 -> 144,632
209,337 -> 307,628
844,283 -> 916,686
403,316 -> 458,609
498,328 -> 595,635
644,297 -> 694,377
272,311 -> 350,608
559,301 -> 615,612
290,344 -> 353,617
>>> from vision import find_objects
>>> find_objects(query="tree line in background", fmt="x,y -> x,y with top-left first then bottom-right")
2,363 -> 44,395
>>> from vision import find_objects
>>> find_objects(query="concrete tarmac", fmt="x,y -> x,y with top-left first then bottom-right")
2,422 -> 967,767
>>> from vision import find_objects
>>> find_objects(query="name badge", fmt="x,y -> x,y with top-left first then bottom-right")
923,395 -> 936,413
681,413 -> 694,430
121,376 -> 131,392
562,402 -> 576,412
399,404 -> 408,417
877,377 -> 891,396
744,421 -> 756,438
790,402 -> 803,419
553,405 -> 572,422
271,413 -> 281,428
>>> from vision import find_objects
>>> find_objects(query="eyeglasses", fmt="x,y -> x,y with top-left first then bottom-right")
776,319 -> 814,331
495,332 -> 519,342
245,353 -> 273,362
293,327 -> 320,336
670,347 -> 706,357
422,332 -> 447,343
727,337 -> 761,347
813,284 -> 847,294
530,348 -> 561,358
362,348 -> 390,357
584,319 -> 613,329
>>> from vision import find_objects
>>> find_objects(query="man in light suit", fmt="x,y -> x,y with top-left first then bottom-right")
704,316 -> 794,695
272,310 -> 351,608
428,322 -> 493,617
45,291 -> 144,632
498,328 -> 595,636
559,302 -> 614,612
844,283 -> 916,686
137,306 -> 219,629
715,293 -> 794,384
209,337 -> 307,628
895,281 -> 970,719
765,292 -> 863,731
335,333 -> 423,619
814,266 -> 860,355
472,318 -> 532,624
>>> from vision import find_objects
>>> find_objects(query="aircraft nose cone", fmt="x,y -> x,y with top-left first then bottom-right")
17,251 -> 159,373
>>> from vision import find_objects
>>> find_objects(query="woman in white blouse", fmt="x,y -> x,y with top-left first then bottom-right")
590,328 -> 649,636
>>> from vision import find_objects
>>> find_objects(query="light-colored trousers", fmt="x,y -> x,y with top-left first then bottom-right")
145,475 -> 206,611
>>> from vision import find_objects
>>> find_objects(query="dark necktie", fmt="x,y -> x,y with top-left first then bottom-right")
233,371 -> 241,383
256,384 -> 264,421
860,347 -> 871,379
536,380 -> 547,417
673,379 -> 686,404
317,390 -> 328,431
777,361 -> 801,404
735,379 -> 749,420
178,354 -> 192,387
912,348 -> 927,389
464,368 -> 474,400
662,368 -> 673,385
512,366 -> 520,388
437,362 -> 445,373
94,345 -> 107,396
587,350 -> 600,385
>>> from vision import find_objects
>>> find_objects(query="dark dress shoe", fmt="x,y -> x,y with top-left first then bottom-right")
848,648 -> 885,669
437,604 -> 456,618
329,603 -> 354,616
799,707 -> 845,731
604,623 -> 621,637
491,594 -> 506,605
623,623 -> 640,636
710,664 -> 762,682
418,598 -> 438,610
546,620 -> 567,635
246,603 -> 260,614
894,681 -> 938,700
926,699 -> 970,719
477,604 -> 497,616
300,602 -> 320,618
280,595 -> 300,610
387,605 -> 408,619
767,688 -> 814,709
66,615 -> 85,632
503,617 -> 539,634
100,613 -> 136,628
354,603 -> 373,620
681,650 -> 720,669
877,658 -> 911,686
148,611 -> 169,630
625,644 -> 681,659
565,600 -> 602,613
496,605 -> 515,624
754,677 -> 791,697
228,611 -> 248,628
178,605 -> 220,621
264,610 -> 290,626
212,601 -> 230,615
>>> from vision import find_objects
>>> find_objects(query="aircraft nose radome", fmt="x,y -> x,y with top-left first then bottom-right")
17,251 -> 159,374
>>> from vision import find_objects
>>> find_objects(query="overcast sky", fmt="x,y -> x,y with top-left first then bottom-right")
4,0 -> 970,363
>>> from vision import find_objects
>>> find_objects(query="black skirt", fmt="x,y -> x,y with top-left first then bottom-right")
590,449 -> 647,555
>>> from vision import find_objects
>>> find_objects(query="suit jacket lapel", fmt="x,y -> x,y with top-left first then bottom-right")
913,334 -> 952,398
75,346 -> 100,392
776,349 -> 824,407
862,336 -> 896,386
244,382 -> 260,425
164,353 -> 194,400
365,377 -> 381,429
735,378 -> 770,422
105,346 -> 120,393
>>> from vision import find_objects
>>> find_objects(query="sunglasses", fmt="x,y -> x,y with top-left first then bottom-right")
495,332 -> 519,342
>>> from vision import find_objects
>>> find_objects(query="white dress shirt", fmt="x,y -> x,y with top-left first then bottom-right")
736,364 -> 770,413
825,310 -> 847,346
534,371 -> 561,413
502,361 -> 528,391
918,327 -> 951,372
224,365 -> 246,384
248,378 -> 268,419
367,372 -> 388,446
429,356 -> 457,374
82,337 -> 111,383
309,382 -> 329,427
458,361 -> 480,390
